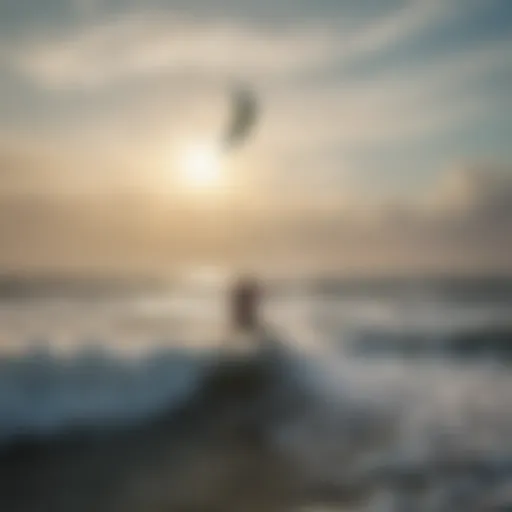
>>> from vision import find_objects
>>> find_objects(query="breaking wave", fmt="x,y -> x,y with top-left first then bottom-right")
0,345 -> 212,440
0,331 -> 511,510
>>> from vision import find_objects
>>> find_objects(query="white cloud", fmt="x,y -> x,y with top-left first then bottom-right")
3,20 -> 509,211
257,49 -> 510,167
8,14 -> 336,90
334,0 -> 452,65
2,0 -> 462,91
5,0 -> 506,162
0,0 -> 511,275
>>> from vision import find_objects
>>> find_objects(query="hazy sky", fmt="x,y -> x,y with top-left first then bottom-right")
0,0 -> 511,275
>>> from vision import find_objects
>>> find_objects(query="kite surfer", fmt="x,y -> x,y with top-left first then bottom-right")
230,274 -> 262,334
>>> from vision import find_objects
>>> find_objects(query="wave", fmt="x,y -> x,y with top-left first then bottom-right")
0,344 -> 212,441
348,325 -> 512,360
0,335 -> 511,511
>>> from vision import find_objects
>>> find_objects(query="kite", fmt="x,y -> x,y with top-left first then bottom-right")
222,86 -> 258,150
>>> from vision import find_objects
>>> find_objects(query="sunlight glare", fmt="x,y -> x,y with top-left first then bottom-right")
180,142 -> 223,191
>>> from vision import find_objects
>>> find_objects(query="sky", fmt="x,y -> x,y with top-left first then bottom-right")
0,0 -> 511,276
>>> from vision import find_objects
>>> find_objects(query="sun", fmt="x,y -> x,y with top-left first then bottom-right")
180,142 -> 223,190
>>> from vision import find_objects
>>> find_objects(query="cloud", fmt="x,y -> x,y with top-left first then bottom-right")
425,162 -> 512,228
3,0 -> 508,168
0,1 -> 510,274
256,36 -> 511,170
7,14 -> 336,90
245,162 -> 512,274
0,141 -> 511,275
334,0 -> 452,66
1,0 -> 460,91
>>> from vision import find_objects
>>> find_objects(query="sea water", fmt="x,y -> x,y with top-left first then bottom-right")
0,275 -> 511,510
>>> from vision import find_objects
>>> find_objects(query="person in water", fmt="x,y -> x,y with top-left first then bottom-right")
230,275 -> 262,334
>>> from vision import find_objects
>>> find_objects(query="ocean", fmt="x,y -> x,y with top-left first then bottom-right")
0,275 -> 511,511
